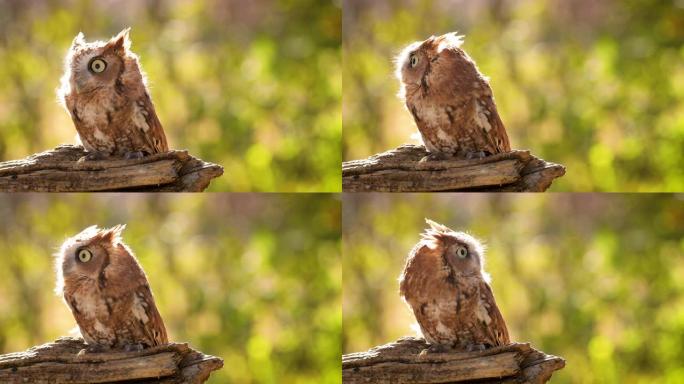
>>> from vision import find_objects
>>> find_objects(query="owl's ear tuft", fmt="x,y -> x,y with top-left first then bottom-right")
421,35 -> 438,49
437,33 -> 464,51
106,27 -> 132,55
424,218 -> 451,234
421,218 -> 453,246
72,32 -> 86,48
101,224 -> 126,244
75,225 -> 100,239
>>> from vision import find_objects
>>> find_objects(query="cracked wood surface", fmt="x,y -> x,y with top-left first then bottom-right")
342,145 -> 565,192
0,145 -> 223,192
342,337 -> 565,384
0,337 -> 223,384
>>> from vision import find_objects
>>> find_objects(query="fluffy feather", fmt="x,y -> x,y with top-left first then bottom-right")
399,219 -> 509,350
57,28 -> 168,159
396,32 -> 510,158
55,225 -> 167,350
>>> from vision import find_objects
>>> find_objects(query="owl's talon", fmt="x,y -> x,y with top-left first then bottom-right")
123,151 -> 146,160
419,152 -> 452,162
466,343 -> 488,352
78,152 -> 109,162
78,344 -> 110,355
420,344 -> 452,355
123,343 -> 145,352
464,151 -> 489,160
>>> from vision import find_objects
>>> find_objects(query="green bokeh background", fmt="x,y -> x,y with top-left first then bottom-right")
0,194 -> 341,384
343,193 -> 684,383
343,0 -> 684,191
0,0 -> 341,192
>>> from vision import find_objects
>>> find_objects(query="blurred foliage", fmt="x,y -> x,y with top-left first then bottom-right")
0,194 -> 341,384
343,0 -> 684,191
342,193 -> 684,383
0,0 -> 341,192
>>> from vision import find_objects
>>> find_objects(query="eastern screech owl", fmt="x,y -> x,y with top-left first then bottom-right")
399,219 -> 509,351
396,33 -> 511,160
58,28 -> 168,160
55,225 -> 168,351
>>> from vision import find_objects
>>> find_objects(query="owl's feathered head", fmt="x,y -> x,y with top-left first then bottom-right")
54,225 -> 127,295
420,218 -> 490,282
57,28 -> 139,105
395,32 -> 465,100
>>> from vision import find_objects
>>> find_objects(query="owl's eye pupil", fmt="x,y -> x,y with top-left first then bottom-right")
77,249 -> 92,263
410,55 -> 418,68
457,247 -> 468,259
89,58 -> 107,73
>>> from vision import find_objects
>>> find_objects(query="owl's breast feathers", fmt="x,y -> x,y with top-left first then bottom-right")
406,47 -> 511,155
400,244 -> 458,344
63,278 -> 115,346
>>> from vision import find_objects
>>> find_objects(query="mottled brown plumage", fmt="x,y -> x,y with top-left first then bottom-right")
55,225 -> 167,351
399,219 -> 509,351
58,28 -> 168,160
396,33 -> 511,159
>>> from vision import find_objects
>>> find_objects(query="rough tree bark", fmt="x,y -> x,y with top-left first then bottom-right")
0,145 -> 223,192
342,145 -> 565,192
0,337 -> 223,384
342,337 -> 565,384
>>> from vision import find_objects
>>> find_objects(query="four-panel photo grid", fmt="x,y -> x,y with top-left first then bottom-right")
0,1 -> 682,383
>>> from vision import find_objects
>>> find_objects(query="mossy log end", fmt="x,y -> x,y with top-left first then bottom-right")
342,145 -> 565,192
0,145 -> 223,192
342,337 -> 565,384
0,337 -> 223,384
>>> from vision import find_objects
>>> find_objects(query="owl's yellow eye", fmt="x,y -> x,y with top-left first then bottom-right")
77,248 -> 92,263
456,246 -> 468,259
410,54 -> 419,68
89,58 -> 107,73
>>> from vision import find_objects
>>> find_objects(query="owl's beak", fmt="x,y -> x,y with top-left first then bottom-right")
74,72 -> 92,93
75,78 -> 88,93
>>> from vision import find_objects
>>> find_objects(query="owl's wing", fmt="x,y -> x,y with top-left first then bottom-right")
479,280 -> 510,346
134,283 -> 168,346
455,278 -> 478,315
478,95 -> 511,154
134,92 -> 169,154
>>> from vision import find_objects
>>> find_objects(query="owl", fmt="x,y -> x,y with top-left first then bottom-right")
399,219 -> 509,352
395,33 -> 511,160
55,225 -> 168,351
58,28 -> 168,160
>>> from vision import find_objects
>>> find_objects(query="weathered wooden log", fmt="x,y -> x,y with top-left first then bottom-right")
0,145 -> 223,192
342,145 -> 565,192
0,337 -> 223,384
342,337 -> 565,384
